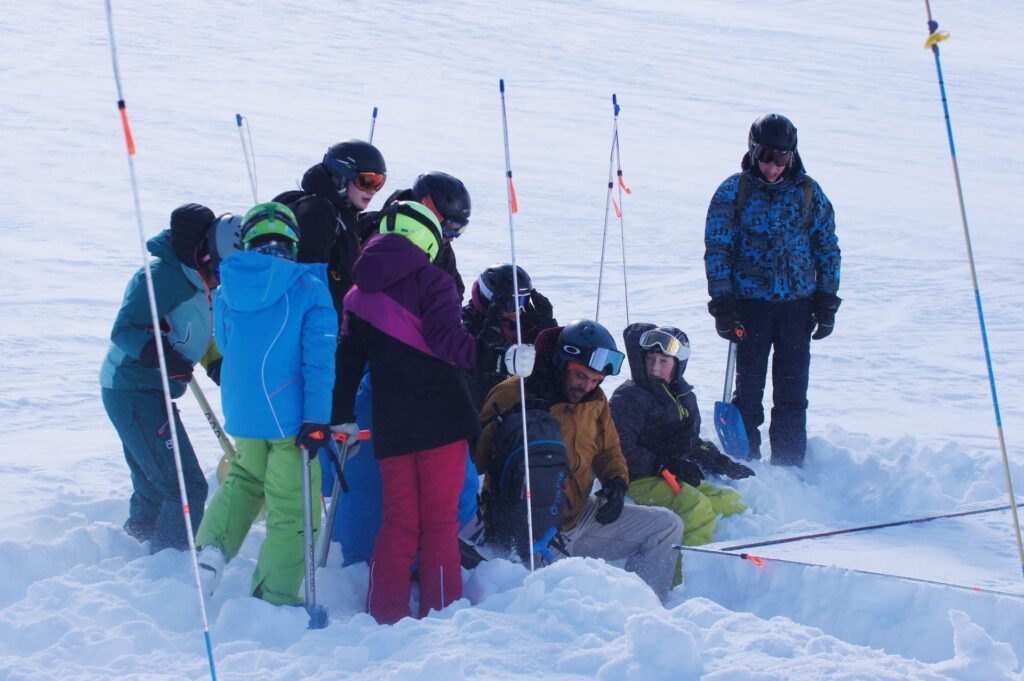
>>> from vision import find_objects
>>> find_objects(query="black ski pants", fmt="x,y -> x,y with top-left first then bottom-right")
733,298 -> 812,466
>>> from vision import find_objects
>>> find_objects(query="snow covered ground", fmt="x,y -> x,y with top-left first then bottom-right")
2,0 -> 1023,678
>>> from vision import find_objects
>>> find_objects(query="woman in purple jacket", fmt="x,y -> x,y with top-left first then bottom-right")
332,201 -> 531,624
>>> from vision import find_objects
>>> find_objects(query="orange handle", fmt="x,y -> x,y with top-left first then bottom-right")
334,429 -> 371,444
661,469 -> 681,495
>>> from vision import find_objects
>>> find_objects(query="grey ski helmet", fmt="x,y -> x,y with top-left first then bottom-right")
205,214 -> 244,269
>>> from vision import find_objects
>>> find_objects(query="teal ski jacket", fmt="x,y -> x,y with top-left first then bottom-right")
100,231 -> 212,397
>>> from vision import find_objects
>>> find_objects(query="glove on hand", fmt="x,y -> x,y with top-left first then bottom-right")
139,337 -> 194,381
522,290 -> 555,328
708,295 -> 745,343
330,422 -> 362,460
595,477 -> 628,525
810,292 -> 842,340
721,459 -> 755,479
295,422 -> 331,455
664,457 -> 704,488
504,343 -> 535,378
205,358 -> 223,386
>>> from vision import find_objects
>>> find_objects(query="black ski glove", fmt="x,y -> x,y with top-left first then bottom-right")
205,358 -> 223,386
595,477 -> 628,525
708,295 -> 745,343
810,292 -> 842,340
295,422 -> 331,456
694,440 -> 756,480
139,337 -> 194,381
522,290 -> 555,329
663,457 -> 704,488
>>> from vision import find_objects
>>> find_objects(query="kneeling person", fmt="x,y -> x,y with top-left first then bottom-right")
475,320 -> 683,600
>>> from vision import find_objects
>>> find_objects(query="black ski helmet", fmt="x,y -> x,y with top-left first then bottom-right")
477,263 -> 533,302
412,172 -> 471,235
555,319 -> 624,377
322,139 -> 386,193
748,113 -> 798,164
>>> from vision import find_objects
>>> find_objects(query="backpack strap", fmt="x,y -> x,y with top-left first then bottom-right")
802,175 -> 815,229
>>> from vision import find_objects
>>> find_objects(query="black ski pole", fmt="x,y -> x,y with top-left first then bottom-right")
720,502 -> 1024,552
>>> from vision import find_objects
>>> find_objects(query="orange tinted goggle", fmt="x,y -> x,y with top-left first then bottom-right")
354,171 -> 386,192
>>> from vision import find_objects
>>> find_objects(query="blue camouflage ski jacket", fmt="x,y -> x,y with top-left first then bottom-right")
704,157 -> 840,302
100,231 -> 213,397
215,251 -> 337,440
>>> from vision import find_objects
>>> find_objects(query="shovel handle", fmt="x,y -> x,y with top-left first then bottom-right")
661,469 -> 682,495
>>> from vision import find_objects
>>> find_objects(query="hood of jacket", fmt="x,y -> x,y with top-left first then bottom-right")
147,230 -> 181,266
741,150 -> 806,188
622,322 -> 693,394
217,251 -> 307,312
352,233 -> 430,293
301,163 -> 360,219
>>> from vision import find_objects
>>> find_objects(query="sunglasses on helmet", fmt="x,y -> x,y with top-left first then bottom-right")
353,171 -> 387,192
754,145 -> 794,168
562,343 -> 625,376
638,328 -> 690,361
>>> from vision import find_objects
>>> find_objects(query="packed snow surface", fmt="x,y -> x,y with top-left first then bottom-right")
2,0 -> 1023,679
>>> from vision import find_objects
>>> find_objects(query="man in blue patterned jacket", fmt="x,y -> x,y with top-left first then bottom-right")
703,113 -> 841,466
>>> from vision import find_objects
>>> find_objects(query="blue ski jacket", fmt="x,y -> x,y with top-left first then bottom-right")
215,251 -> 337,439
100,231 -> 213,397
704,155 -> 841,302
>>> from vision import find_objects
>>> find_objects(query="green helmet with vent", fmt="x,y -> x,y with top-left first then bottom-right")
379,201 -> 443,262
240,202 -> 300,258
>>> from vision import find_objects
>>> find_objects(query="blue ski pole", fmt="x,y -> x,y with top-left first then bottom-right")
922,0 -> 1024,578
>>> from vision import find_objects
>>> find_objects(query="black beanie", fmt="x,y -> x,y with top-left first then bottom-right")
170,203 -> 215,269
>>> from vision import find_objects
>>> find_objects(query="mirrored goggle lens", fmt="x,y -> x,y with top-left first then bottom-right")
502,293 -> 530,311
585,346 -> 625,376
755,146 -> 793,167
638,329 -> 691,361
353,171 -> 386,191
441,219 -> 469,239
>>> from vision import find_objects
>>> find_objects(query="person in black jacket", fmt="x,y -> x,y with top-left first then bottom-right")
609,323 -> 753,548
359,171 -> 471,299
461,263 -> 557,409
273,139 -> 387,317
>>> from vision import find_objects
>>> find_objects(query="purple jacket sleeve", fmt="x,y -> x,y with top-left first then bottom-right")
418,266 -> 477,369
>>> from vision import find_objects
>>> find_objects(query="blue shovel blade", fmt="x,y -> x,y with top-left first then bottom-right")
307,603 -> 329,630
714,400 -> 751,461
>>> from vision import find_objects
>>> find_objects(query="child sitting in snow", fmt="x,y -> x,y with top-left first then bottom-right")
609,323 -> 754,559
194,202 -> 337,606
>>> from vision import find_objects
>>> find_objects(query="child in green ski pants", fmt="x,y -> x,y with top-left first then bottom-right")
610,323 -> 755,585
194,203 -> 337,606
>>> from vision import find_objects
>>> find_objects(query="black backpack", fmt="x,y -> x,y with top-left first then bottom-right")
484,408 -> 569,564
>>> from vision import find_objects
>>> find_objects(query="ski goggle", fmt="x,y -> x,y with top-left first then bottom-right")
353,171 -> 386,192
500,293 -> 530,312
639,328 -> 690,361
754,145 -> 794,168
441,218 -> 469,239
562,343 -> 625,376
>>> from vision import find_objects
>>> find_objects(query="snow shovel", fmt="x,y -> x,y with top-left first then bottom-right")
714,342 -> 751,461
315,429 -> 371,569
300,443 -> 329,630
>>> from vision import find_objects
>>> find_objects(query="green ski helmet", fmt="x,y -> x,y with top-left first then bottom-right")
240,202 -> 300,258
379,201 -> 443,261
